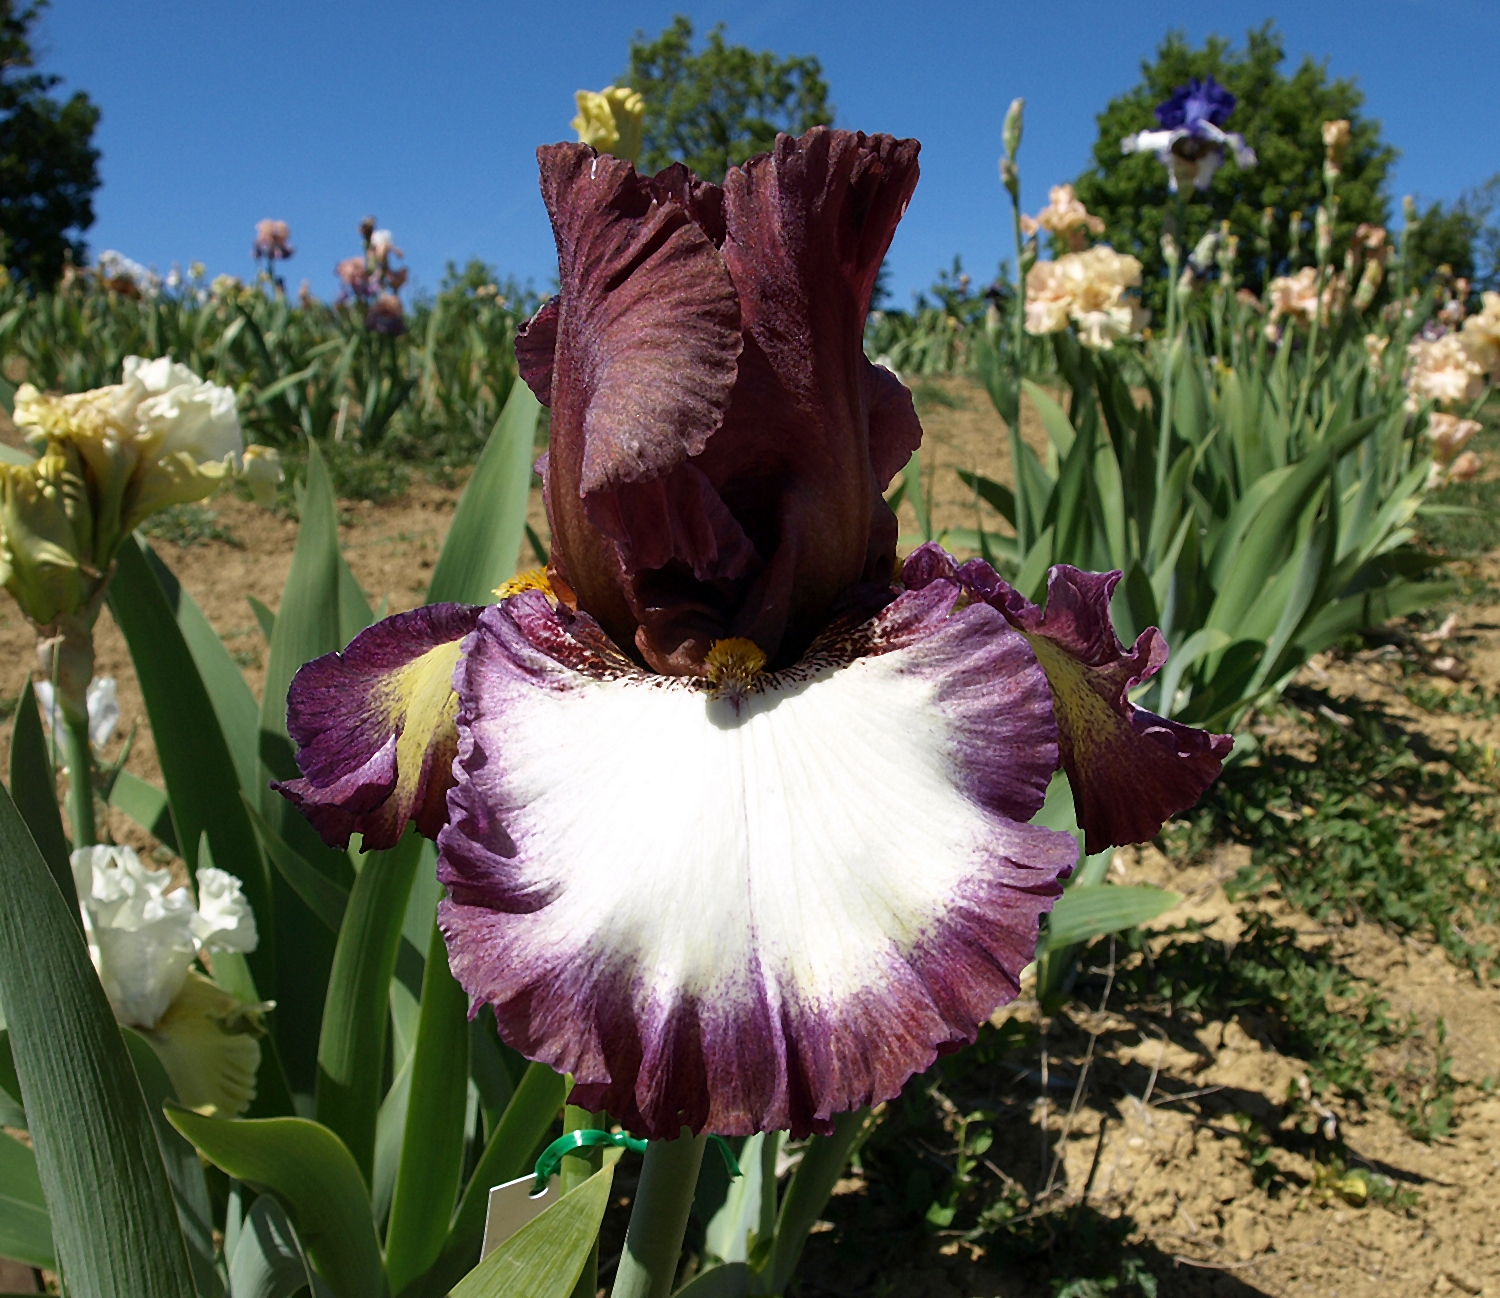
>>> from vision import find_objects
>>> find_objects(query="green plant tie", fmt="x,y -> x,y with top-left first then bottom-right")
532,1129 -> 740,1194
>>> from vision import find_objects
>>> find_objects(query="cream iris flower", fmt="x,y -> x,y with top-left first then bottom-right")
242,445 -> 285,507
1025,246 -> 1149,348
72,846 -> 264,1116
1020,184 -> 1105,251
572,85 -> 646,164
10,357 -> 243,607
5,358 -> 244,716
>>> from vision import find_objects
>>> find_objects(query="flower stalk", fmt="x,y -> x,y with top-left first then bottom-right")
1001,97 -> 1033,544
1294,126 -> 1345,428
611,1132 -> 708,1298
1155,232 -> 1183,523
37,608 -> 101,846
562,1104 -> 606,1298
58,705 -> 97,848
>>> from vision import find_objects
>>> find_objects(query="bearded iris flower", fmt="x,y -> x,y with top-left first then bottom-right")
72,845 -> 265,1116
5,358 -> 244,728
279,128 -> 1230,1139
1120,75 -> 1256,192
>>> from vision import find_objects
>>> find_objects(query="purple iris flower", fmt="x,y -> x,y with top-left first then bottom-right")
276,128 -> 1231,1139
1155,75 -> 1237,132
1122,74 -> 1256,192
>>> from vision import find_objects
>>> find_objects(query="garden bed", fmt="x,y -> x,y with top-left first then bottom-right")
3,379 -> 1498,1296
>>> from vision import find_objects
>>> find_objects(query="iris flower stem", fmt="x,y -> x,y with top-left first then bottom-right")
1293,171 -> 1339,434
562,1105 -> 605,1298
611,1131 -> 708,1298
768,1109 -> 874,1292
1006,162 -> 1032,548
59,709 -> 97,848
1151,188 -> 1191,530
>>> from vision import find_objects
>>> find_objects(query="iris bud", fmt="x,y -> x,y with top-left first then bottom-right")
1002,97 -> 1024,160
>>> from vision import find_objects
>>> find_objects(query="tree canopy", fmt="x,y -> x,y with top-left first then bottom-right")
1407,175 -> 1500,293
1071,24 -> 1394,302
623,15 -> 832,182
1,0 -> 100,286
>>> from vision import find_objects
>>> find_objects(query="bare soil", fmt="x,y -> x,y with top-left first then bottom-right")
4,377 -> 1499,1297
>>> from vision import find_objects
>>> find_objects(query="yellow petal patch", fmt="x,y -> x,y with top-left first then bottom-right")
143,970 -> 266,1118
390,637 -> 467,817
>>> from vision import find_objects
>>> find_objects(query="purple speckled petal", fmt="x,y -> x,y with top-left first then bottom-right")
276,603 -> 481,850
903,546 -> 1232,853
536,143 -> 743,656
437,584 -> 1073,1138
514,297 -> 559,405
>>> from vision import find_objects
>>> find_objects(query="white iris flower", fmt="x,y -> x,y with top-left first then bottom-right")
71,845 -> 264,1116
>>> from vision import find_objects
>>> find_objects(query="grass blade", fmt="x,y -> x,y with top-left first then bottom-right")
108,537 -> 274,991
0,1131 -> 54,1270
427,382 -> 542,605
169,1109 -> 387,1298
123,1030 -> 224,1298
256,441 -> 349,1095
7,680 -> 73,919
108,769 -> 180,852
142,540 -> 261,799
384,917 -> 472,1292
1043,884 -> 1183,950
448,1164 -> 613,1298
315,829 -> 424,1183
0,779 -> 196,1298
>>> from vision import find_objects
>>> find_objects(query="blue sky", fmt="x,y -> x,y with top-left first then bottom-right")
28,0 -> 1500,306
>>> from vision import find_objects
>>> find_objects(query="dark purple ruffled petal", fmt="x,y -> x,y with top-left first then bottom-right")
536,142 -> 743,659
514,297 -> 558,405
698,130 -> 921,665
867,360 -> 925,488
276,603 -> 481,850
533,130 -> 923,676
437,584 -> 1072,1138
903,549 -> 1231,853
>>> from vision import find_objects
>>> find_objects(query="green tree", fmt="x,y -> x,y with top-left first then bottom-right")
1072,24 -> 1394,305
1405,197 -> 1481,287
1,0 -> 100,286
623,15 -> 832,182
1413,173 -> 1500,293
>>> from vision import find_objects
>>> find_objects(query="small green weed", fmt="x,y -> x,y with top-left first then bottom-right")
140,503 -> 242,549
1308,1155 -> 1421,1211
922,1108 -> 995,1229
1398,679 -> 1500,719
1385,1019 -> 1458,1142
1053,1257 -> 1158,1297
1232,1114 -> 1279,1188
1185,701 -> 1500,977
1113,911 -> 1402,1098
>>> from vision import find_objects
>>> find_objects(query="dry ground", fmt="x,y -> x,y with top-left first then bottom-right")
3,377 -> 1499,1297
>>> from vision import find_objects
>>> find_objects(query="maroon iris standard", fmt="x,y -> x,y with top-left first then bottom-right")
278,128 -> 1231,1139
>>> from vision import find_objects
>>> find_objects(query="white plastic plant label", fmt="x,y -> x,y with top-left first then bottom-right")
479,1173 -> 560,1258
